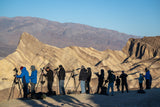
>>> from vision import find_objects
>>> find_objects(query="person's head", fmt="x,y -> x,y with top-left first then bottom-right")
140,73 -> 143,76
81,65 -> 85,69
117,76 -> 119,79
122,71 -> 124,74
87,67 -> 91,72
145,68 -> 148,72
101,69 -> 104,74
46,67 -> 50,71
108,70 -> 111,74
59,65 -> 63,68
31,65 -> 36,71
20,66 -> 24,71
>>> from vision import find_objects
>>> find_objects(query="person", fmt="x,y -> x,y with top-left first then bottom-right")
144,68 -> 151,89
16,66 -> 30,98
86,67 -> 92,94
30,65 -> 37,97
79,65 -> 88,94
115,76 -> 120,91
120,71 -> 128,93
138,73 -> 144,90
150,74 -> 152,89
95,69 -> 104,94
57,65 -> 66,95
106,70 -> 115,96
43,67 -> 54,95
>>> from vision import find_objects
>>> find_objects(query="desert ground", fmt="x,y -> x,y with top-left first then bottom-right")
0,88 -> 160,107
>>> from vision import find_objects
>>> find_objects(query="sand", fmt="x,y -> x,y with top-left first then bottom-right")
0,88 -> 160,107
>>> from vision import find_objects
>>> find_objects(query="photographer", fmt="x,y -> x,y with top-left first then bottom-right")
43,67 -> 54,95
30,65 -> 37,97
79,65 -> 88,94
95,69 -> 104,94
106,70 -> 115,96
86,67 -> 92,94
138,73 -> 144,90
16,66 -> 30,98
57,65 -> 66,95
120,71 -> 128,93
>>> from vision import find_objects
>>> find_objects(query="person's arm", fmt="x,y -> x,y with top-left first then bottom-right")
16,72 -> 24,78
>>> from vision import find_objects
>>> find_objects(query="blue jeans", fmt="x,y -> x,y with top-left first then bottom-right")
80,81 -> 86,93
107,82 -> 114,95
59,80 -> 65,95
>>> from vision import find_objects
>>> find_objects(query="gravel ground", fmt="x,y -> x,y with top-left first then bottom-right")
0,88 -> 160,107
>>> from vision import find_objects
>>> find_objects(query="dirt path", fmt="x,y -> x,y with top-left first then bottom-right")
0,88 -> 160,107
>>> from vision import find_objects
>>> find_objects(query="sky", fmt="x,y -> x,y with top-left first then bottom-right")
0,0 -> 160,37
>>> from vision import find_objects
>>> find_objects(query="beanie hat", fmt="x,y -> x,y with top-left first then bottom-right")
31,65 -> 36,71
20,66 -> 24,70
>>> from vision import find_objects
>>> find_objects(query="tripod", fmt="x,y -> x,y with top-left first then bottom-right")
35,68 -> 45,93
65,68 -> 80,93
8,76 -> 23,100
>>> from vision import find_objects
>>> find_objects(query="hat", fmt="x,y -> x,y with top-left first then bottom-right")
46,67 -> 50,70
31,65 -> 36,71
20,66 -> 24,70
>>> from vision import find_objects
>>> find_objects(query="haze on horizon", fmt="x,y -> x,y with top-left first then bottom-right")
0,0 -> 160,37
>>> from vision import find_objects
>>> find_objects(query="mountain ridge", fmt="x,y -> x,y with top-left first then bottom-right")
0,16 -> 137,57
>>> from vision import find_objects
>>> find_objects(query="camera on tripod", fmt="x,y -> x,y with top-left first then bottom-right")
40,67 -> 45,85
13,68 -> 19,84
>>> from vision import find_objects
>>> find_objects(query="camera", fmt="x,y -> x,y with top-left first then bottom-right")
13,68 -> 18,73
54,68 -> 59,71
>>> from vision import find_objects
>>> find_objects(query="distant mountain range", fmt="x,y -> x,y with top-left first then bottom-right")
0,17 -> 137,57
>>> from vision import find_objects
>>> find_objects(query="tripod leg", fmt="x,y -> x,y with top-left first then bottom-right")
75,81 -> 81,93
8,82 -> 15,100
18,80 -> 23,98
35,73 -> 42,92
64,73 -> 72,89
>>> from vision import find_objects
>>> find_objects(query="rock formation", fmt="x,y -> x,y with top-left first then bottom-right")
0,32 -> 160,97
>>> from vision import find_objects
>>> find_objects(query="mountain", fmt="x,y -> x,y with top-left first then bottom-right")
0,32 -> 159,97
0,17 -> 137,57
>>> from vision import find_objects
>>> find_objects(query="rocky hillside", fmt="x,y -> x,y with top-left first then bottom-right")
123,36 -> 160,60
0,33 -> 160,98
0,17 -> 136,57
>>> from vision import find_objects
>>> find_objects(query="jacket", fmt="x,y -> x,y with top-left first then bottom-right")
79,68 -> 88,81
16,67 -> 30,84
139,75 -> 144,83
116,78 -> 120,85
107,73 -> 115,83
58,67 -> 65,80
87,70 -> 92,82
145,70 -> 150,80
120,73 -> 128,83
44,70 -> 54,82
30,70 -> 37,84
95,73 -> 104,84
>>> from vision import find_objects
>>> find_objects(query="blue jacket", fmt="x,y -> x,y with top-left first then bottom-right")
16,67 -> 30,84
145,70 -> 150,80
139,75 -> 144,83
30,70 -> 37,84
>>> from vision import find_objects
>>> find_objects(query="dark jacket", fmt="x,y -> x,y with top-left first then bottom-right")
16,67 -> 30,84
96,73 -> 104,84
44,70 -> 54,82
107,73 -> 115,83
120,73 -> 128,83
87,70 -> 92,82
116,78 -> 120,85
79,68 -> 88,81
58,67 -> 65,80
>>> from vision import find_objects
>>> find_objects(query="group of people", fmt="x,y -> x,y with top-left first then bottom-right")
15,65 -> 66,98
15,64 -> 152,98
